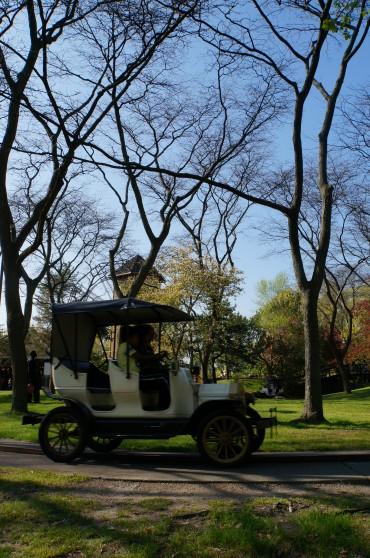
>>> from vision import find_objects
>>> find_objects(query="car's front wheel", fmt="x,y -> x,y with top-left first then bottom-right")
197,410 -> 253,467
39,407 -> 87,463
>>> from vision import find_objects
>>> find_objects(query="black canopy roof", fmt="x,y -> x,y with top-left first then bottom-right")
52,298 -> 192,326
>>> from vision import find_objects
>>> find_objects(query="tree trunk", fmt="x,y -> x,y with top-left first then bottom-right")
328,335 -> 351,393
5,268 -> 28,413
202,351 -> 210,383
337,362 -> 351,394
301,289 -> 324,423
211,357 -> 217,383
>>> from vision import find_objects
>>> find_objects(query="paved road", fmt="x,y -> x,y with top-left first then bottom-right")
0,440 -> 370,483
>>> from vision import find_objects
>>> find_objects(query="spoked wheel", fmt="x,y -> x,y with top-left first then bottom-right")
39,407 -> 87,463
197,411 -> 253,467
245,407 -> 265,452
87,436 -> 122,453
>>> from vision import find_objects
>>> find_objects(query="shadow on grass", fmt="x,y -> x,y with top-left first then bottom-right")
327,420 -> 370,429
287,418 -> 370,429
1,476 -> 370,558
287,418 -> 330,428
324,387 -> 370,402
0,476 -> 163,557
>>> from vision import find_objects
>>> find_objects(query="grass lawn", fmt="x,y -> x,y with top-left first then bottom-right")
256,387 -> 370,452
0,467 -> 370,558
1,387 -> 370,452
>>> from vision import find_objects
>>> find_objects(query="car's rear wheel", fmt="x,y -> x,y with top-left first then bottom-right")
197,411 -> 253,467
245,407 -> 265,452
87,436 -> 122,453
39,407 -> 87,463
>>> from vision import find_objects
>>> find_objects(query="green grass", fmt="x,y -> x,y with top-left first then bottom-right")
0,391 -> 61,442
0,468 -> 370,557
1,387 -> 370,452
168,501 -> 370,558
257,386 -> 370,452
238,378 -> 265,392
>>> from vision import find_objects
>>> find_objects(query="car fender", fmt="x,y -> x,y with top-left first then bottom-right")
64,399 -> 93,424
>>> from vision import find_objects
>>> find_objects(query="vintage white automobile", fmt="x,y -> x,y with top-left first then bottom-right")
24,298 -> 276,467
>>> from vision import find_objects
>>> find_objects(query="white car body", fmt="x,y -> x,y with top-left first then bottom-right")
53,358 -> 246,419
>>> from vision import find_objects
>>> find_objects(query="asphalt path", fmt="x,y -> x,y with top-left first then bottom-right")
0,440 -> 370,484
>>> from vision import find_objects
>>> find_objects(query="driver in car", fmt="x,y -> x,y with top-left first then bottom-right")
137,324 -> 168,363
117,325 -> 167,371
117,327 -> 140,372
119,324 -> 170,410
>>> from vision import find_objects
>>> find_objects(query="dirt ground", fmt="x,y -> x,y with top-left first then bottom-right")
82,479 -> 370,504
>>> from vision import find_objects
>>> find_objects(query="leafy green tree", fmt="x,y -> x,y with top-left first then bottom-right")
25,326 -> 50,357
210,313 -> 266,380
256,273 -> 291,307
144,246 -> 243,381
255,288 -> 306,394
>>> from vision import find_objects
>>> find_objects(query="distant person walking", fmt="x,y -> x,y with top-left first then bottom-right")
28,351 -> 42,404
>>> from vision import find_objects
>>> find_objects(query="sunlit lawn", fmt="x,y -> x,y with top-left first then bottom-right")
1,387 -> 370,452
0,467 -> 370,558
0,391 -> 60,442
256,387 -> 370,451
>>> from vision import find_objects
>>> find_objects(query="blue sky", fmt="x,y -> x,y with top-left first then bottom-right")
0,9 -> 369,329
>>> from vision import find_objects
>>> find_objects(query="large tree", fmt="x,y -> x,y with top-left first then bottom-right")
0,0 -> 200,412
82,37 -> 279,300
127,1 -> 370,421
263,164 -> 369,393
201,1 -> 370,421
